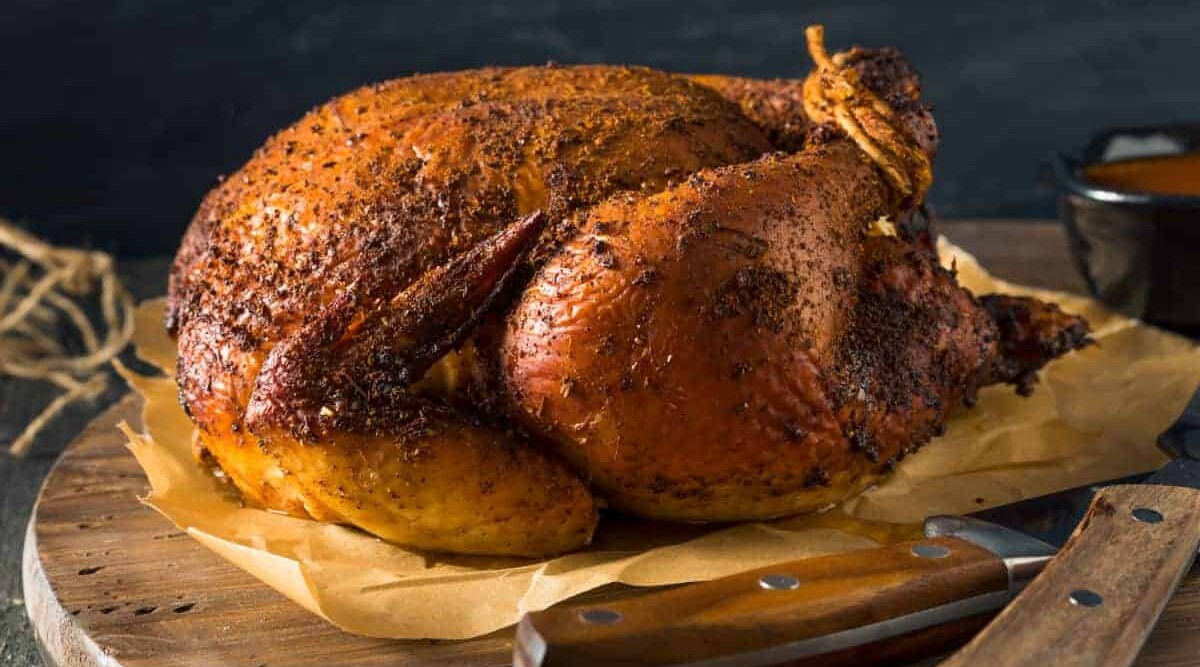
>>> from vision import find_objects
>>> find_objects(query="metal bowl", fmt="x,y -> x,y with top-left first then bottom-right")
1051,124 -> 1200,337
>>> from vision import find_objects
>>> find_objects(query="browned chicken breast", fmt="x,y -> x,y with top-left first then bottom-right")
168,26 -> 1088,556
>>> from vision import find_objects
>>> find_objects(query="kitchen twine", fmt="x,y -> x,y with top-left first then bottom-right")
0,218 -> 133,457
803,25 -> 933,207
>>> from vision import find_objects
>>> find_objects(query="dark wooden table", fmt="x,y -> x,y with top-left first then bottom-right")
0,219 -> 1100,665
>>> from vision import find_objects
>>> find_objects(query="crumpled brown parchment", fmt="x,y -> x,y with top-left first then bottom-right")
115,239 -> 1200,639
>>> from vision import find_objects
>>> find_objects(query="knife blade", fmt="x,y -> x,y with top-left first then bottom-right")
512,386 -> 1200,667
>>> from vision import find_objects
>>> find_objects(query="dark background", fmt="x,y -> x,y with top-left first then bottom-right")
1,4 -> 1197,664
2,0 -> 1198,258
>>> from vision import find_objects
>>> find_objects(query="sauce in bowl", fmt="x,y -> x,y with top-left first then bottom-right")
1083,152 -> 1200,197
1054,126 -> 1200,337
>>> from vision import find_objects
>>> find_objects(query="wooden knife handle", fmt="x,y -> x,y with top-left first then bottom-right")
514,536 -> 1010,667
941,484 -> 1200,667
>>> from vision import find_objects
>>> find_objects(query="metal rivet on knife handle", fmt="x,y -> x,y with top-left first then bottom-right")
1068,589 -> 1104,607
1132,507 -> 1163,523
758,574 -> 800,590
578,608 -> 622,625
911,544 -> 951,559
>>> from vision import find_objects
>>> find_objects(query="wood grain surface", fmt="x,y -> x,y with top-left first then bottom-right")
24,394 -> 516,667
1,258 -> 168,667
520,536 -> 1008,666
16,221 -> 1200,667
942,484 -> 1200,667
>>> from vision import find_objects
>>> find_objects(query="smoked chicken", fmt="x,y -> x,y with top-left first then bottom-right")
168,26 -> 1089,556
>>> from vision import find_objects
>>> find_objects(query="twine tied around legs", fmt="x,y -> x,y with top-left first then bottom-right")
1,218 -> 134,457
802,24 -> 933,208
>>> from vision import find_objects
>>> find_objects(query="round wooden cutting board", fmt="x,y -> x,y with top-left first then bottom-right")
21,395 -> 1200,667
22,394 -> 518,667
20,222 -> 1200,666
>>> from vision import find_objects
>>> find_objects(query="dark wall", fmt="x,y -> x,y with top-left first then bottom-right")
2,0 -> 1197,257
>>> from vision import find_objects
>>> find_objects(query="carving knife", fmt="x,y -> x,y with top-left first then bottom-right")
513,385 -> 1200,667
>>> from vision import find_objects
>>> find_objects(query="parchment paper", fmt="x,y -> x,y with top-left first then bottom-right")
115,239 -> 1200,639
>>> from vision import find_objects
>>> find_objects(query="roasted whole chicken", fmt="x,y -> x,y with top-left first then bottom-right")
168,27 -> 1089,556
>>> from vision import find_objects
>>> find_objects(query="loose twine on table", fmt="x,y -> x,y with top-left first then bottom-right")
0,218 -> 134,457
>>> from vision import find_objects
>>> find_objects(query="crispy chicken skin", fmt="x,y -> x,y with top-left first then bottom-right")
169,28 -> 1089,556
170,63 -> 771,555
685,75 -> 810,150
